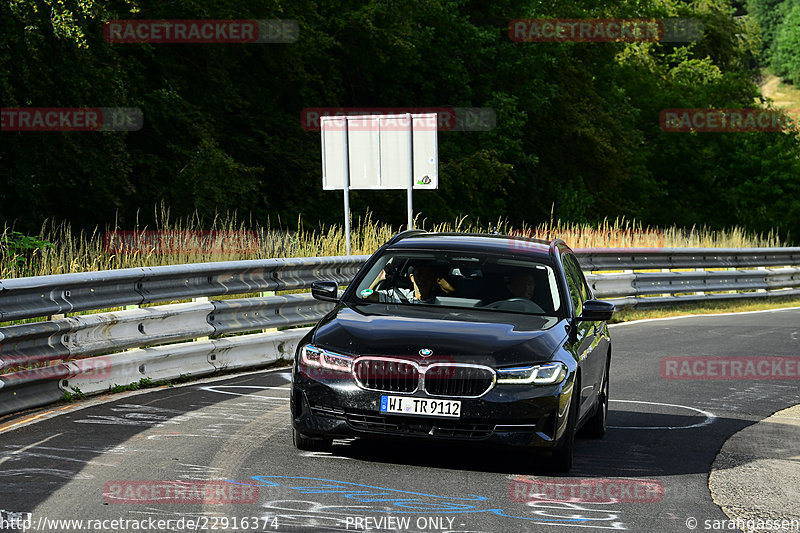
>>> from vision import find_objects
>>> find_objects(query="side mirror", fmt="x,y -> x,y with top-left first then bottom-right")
577,299 -> 615,322
311,280 -> 339,302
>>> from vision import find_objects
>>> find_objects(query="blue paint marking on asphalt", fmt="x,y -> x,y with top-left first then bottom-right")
225,476 -> 590,523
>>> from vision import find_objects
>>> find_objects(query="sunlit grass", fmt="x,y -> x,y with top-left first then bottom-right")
0,206 -> 795,376
0,205 -> 788,279
610,296 -> 800,323
760,68 -> 800,111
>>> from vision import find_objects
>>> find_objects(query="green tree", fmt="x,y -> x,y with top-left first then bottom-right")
1,0 -> 799,242
746,0 -> 789,60
771,1 -> 800,84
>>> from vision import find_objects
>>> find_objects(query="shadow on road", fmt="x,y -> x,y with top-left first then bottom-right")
329,409 -> 752,478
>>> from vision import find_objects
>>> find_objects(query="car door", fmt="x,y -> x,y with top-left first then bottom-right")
562,253 -> 601,420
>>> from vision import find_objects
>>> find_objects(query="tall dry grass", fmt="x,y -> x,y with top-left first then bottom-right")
0,206 -> 787,279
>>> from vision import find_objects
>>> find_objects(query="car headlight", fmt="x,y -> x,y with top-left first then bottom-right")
496,362 -> 567,385
300,344 -> 353,373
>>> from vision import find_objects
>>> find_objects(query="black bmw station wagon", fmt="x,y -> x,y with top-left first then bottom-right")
290,231 -> 614,471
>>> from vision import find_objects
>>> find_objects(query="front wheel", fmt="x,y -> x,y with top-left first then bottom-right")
582,362 -> 609,439
293,428 -> 333,452
550,385 -> 578,472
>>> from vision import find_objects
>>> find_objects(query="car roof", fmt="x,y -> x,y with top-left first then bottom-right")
386,232 -> 563,259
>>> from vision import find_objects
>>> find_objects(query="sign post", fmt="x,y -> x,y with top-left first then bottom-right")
342,117 -> 351,255
406,113 -> 414,230
321,113 -> 438,253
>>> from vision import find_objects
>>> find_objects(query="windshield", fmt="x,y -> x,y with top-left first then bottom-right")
349,250 -> 563,316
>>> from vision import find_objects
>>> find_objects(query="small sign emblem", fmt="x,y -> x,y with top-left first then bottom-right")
419,348 -> 433,357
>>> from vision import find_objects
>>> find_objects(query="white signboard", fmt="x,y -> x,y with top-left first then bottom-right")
321,113 -> 438,190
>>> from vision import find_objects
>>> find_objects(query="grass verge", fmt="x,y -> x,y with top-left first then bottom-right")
1,204 -> 789,278
610,296 -> 800,323
760,68 -> 800,110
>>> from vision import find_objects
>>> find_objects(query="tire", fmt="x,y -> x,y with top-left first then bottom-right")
293,428 -> 333,452
582,360 -> 609,439
550,381 -> 578,472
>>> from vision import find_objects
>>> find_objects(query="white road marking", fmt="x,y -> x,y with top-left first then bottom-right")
146,434 -> 230,440
300,451 -> 353,460
609,400 -> 716,430
0,433 -> 62,466
0,366 -> 293,435
0,468 -> 94,479
198,385 -> 290,399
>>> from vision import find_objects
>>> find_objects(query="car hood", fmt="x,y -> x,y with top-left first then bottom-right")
311,303 -> 566,366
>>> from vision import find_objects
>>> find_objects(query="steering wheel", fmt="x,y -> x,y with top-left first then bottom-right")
483,297 -> 545,314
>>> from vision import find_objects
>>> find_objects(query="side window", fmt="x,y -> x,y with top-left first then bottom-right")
565,255 -> 592,302
562,256 -> 583,316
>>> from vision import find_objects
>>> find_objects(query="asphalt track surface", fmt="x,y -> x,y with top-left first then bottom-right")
0,308 -> 798,533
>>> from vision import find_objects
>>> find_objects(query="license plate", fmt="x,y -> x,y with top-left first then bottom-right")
380,395 -> 460,418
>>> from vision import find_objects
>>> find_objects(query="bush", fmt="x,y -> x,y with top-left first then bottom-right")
0,231 -> 53,276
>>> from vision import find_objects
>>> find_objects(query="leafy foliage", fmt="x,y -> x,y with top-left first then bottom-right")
1,0 -> 799,243
0,230 -> 54,275
771,1 -> 800,84
62,386 -> 86,402
746,0 -> 788,60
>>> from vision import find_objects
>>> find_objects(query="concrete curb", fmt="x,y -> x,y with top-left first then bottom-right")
709,404 -> 800,531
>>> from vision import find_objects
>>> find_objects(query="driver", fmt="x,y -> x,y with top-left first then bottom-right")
364,261 -> 453,304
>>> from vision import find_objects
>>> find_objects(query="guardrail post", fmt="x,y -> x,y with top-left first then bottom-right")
694,267 -> 705,296
661,268 -> 671,300
124,303 -> 140,351
727,267 -> 737,294
260,291 -> 277,333
756,266 -> 768,293
193,297 -> 210,340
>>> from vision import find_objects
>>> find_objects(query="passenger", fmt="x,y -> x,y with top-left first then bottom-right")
506,269 -> 536,299
482,268 -> 545,313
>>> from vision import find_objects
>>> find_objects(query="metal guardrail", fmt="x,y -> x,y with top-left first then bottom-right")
577,247 -> 800,308
0,255 -> 369,322
0,294 -> 330,372
1,248 -> 799,417
576,247 -> 800,270
0,329 -> 308,418
586,267 -> 800,298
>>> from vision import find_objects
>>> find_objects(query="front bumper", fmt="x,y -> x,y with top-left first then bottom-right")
291,365 -> 572,448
